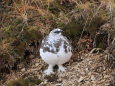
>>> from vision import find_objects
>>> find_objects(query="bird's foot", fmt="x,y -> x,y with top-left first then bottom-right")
44,69 -> 54,75
58,65 -> 66,72
44,65 -> 54,75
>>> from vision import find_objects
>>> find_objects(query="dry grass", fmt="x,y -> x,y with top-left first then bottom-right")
0,0 -> 115,85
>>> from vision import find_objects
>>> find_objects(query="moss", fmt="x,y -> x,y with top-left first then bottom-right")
87,16 -> 106,32
48,1 -> 60,15
14,19 -> 23,26
6,78 -> 28,86
63,18 -> 84,40
1,23 -> 26,39
2,25 -> 15,37
27,26 -> 42,40
18,27 -> 42,44
0,37 -> 25,57
93,31 -> 108,49
0,48 -> 15,73
110,30 -> 115,37
56,0 -> 76,12
26,76 -> 42,85
6,77 -> 42,86
11,40 -> 26,56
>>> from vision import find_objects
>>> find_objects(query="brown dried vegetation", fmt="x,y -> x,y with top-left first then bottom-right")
0,0 -> 115,86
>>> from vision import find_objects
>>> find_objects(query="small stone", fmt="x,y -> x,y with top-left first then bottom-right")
21,68 -> 26,72
85,68 -> 89,72
30,55 -> 34,59
80,71 -> 85,75
78,76 -> 84,82
91,75 -> 95,81
55,83 -> 62,86
35,63 -> 39,66
104,75 -> 110,78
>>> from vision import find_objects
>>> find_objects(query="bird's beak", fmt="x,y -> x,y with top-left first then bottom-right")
61,30 -> 64,35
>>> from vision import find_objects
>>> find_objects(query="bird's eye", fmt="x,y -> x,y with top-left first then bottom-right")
54,31 -> 60,33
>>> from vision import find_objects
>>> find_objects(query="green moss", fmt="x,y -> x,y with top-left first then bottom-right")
1,23 -> 26,38
28,26 -> 42,40
98,43 -> 105,49
49,1 -> 60,15
2,25 -> 15,37
6,78 -> 28,86
0,53 -> 13,69
94,31 -> 108,49
63,18 -> 83,40
12,41 -> 26,56
26,76 -> 42,85
87,17 -> 106,32
19,26 -> 42,42
14,19 -> 23,25
6,77 -> 42,86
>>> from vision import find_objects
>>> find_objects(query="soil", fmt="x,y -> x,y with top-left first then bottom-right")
1,52 -> 115,86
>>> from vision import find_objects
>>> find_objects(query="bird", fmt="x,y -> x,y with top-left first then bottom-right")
39,28 -> 72,75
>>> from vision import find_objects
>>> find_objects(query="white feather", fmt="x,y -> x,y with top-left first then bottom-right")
39,28 -> 72,75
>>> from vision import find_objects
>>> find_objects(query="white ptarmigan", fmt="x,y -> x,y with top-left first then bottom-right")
39,28 -> 72,75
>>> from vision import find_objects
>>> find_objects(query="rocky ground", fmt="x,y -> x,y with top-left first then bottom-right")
2,52 -> 115,86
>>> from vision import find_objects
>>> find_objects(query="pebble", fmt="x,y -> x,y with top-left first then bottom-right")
21,68 -> 26,72
35,63 -> 39,66
91,75 -> 96,81
55,83 -> 62,86
78,76 -> 84,82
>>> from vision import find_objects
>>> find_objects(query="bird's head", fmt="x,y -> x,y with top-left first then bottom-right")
49,28 -> 63,36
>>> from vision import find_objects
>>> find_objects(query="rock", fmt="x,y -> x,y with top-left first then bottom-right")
29,55 -> 34,59
91,75 -> 96,81
21,68 -> 26,72
104,75 -> 110,78
55,83 -> 62,86
78,76 -> 84,82
35,63 -> 39,66
85,68 -> 89,73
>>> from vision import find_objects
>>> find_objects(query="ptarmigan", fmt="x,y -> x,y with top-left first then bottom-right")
39,28 -> 72,75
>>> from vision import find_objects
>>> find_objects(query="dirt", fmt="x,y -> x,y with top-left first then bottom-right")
1,52 -> 115,86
